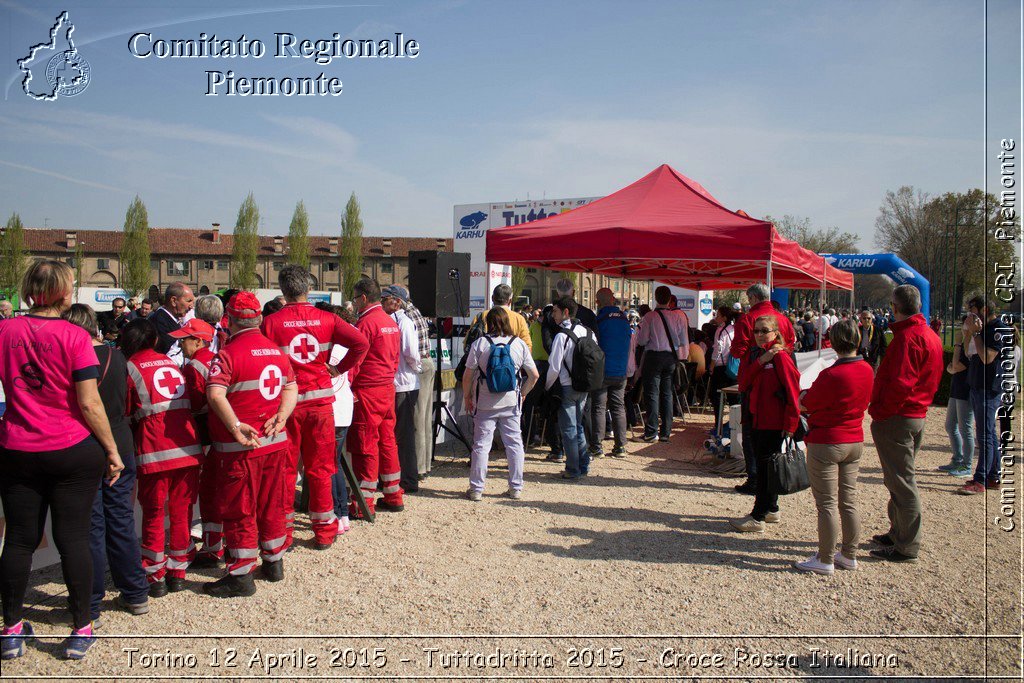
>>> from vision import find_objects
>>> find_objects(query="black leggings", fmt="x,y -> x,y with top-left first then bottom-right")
1,436 -> 106,629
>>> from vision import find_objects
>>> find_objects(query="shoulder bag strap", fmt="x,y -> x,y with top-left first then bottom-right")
655,309 -> 677,356
98,346 -> 114,384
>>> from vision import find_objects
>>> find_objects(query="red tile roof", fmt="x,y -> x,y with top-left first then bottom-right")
18,228 -> 452,258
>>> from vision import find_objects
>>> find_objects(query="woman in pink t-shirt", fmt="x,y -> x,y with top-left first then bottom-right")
0,260 -> 123,661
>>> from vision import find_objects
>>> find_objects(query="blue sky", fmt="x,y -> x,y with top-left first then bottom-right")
0,0 -> 1019,249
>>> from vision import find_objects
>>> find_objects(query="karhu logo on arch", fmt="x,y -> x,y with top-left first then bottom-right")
18,10 -> 92,100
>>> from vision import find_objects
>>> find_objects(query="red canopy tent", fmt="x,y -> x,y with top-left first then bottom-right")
485,164 -> 853,291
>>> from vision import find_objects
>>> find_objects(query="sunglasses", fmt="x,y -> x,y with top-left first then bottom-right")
753,328 -> 776,334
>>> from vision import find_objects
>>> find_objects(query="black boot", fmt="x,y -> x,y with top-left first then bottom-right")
148,580 -> 168,598
191,554 -> 223,569
259,561 -> 284,582
165,576 -> 186,593
203,573 -> 256,598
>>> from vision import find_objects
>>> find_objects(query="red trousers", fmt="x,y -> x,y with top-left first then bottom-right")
284,405 -> 338,545
347,384 -> 403,514
217,447 -> 287,576
138,466 -> 199,582
197,450 -> 223,559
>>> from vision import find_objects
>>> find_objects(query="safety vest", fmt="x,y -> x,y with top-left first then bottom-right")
126,349 -> 202,475
261,302 -> 368,407
183,346 -> 216,415
206,327 -> 296,456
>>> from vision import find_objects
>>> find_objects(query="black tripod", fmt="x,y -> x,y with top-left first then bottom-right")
431,267 -> 471,459
431,317 -> 470,459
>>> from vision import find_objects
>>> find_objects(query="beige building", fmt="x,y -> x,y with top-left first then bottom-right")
15,226 -> 651,308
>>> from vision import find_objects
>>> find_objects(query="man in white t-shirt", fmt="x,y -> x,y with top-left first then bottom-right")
545,296 -> 595,480
383,286 -> 422,494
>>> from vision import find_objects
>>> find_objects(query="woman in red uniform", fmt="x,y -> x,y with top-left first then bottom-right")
794,319 -> 874,575
121,320 -> 203,596
729,315 -> 801,533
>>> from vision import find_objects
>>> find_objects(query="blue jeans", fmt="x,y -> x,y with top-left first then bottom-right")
558,386 -> 590,477
642,351 -> 676,439
90,426 -> 148,618
332,427 -> 350,519
970,388 -> 1001,484
944,397 -> 975,470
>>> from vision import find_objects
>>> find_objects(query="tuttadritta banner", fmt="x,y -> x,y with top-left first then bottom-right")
454,197 -> 600,321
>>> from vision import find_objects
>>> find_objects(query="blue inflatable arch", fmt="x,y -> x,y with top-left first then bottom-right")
819,253 -> 930,316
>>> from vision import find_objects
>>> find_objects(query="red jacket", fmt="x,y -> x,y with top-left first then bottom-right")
183,346 -> 216,416
350,303 -> 401,390
868,313 -> 944,421
802,357 -> 874,444
738,343 -> 801,433
730,301 -> 797,385
261,302 -> 369,408
126,349 -> 202,475
206,328 -> 297,456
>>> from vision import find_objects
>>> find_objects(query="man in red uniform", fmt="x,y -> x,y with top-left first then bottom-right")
728,283 -> 797,496
173,319 -> 222,566
261,265 -> 369,549
867,284 -> 944,563
204,292 -> 298,598
347,277 -> 403,517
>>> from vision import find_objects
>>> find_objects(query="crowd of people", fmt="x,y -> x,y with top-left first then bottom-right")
0,259 -> 1017,661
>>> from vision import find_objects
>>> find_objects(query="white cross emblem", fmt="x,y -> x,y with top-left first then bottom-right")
153,367 -> 186,400
258,365 -> 284,401
288,333 -> 320,364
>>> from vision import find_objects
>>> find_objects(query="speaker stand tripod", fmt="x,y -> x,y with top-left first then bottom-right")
431,318 -> 470,460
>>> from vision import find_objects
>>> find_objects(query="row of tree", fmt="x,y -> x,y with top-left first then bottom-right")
0,192 -> 369,303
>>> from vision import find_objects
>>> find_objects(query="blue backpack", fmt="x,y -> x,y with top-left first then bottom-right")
481,335 -> 518,393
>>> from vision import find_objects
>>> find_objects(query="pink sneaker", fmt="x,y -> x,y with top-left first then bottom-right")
957,481 -> 986,495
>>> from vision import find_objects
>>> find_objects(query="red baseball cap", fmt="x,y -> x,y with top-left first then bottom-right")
169,318 -> 215,342
226,291 -> 262,319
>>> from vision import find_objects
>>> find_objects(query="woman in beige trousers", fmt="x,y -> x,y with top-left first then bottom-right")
795,319 -> 876,575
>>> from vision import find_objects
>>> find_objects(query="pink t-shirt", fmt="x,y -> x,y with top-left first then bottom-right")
0,315 -> 99,452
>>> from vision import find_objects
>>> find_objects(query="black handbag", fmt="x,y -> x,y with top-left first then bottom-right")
771,437 -> 810,495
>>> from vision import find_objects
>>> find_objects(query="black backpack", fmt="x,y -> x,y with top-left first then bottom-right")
561,325 -> 605,392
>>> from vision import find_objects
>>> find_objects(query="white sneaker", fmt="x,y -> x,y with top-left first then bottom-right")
729,515 -> 765,533
833,552 -> 858,571
466,489 -> 482,502
793,554 -> 835,575
764,510 -> 781,524
505,489 -> 522,500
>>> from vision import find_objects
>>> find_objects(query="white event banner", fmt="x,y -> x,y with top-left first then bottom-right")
453,197 -> 601,321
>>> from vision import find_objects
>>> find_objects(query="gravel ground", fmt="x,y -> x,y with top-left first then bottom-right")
3,407 -> 1022,681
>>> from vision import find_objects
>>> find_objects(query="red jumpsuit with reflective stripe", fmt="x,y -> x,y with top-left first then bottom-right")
126,349 -> 202,582
347,303 -> 402,515
184,346 -> 221,559
261,302 -> 368,544
207,328 -> 296,576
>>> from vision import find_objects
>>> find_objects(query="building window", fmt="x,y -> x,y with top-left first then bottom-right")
272,261 -> 284,271
202,260 -> 214,270
380,261 -> 393,274
96,258 -> 110,270
526,268 -> 538,273
325,262 -> 339,272
167,260 -> 190,277
150,259 -> 160,271
66,256 -> 75,267
217,260 -> 229,271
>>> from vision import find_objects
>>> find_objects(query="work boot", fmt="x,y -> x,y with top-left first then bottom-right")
259,561 -> 284,582
191,553 -> 222,569
203,573 -> 257,598
165,576 -> 186,593
148,580 -> 168,598
376,499 -> 404,513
